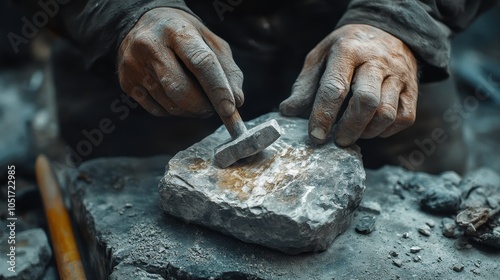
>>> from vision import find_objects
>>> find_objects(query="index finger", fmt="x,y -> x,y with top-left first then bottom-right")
308,47 -> 356,144
170,29 -> 235,117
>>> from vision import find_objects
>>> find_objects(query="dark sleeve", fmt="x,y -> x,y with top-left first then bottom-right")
17,0 -> 196,70
336,0 -> 498,82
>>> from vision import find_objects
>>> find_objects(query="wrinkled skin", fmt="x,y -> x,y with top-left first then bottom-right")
280,24 -> 419,146
118,8 -> 244,118
119,9 -> 418,146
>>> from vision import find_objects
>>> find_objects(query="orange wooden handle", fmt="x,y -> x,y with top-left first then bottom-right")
35,155 -> 87,280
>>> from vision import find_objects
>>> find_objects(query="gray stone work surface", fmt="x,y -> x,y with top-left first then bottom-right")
159,113 -> 365,254
69,156 -> 500,279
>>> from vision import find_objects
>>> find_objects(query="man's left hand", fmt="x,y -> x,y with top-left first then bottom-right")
280,24 -> 419,146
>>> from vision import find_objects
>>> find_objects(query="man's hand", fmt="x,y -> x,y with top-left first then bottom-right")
280,24 -> 418,146
118,8 -> 243,118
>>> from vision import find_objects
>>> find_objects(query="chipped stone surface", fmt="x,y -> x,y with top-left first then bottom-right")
159,113 -> 365,254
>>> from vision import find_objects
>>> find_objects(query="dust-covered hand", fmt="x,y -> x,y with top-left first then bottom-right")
118,8 -> 243,118
280,24 -> 419,146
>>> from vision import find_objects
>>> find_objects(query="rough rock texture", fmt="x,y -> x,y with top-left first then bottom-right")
0,228 -> 52,280
159,113 -> 365,254
459,168 -> 500,210
355,215 -> 377,234
456,168 -> 500,248
403,171 -> 462,214
68,157 -> 500,279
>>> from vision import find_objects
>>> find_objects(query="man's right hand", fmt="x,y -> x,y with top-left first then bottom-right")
118,8 -> 244,118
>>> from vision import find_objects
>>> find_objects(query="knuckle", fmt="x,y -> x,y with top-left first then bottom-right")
118,53 -> 136,71
319,78 -> 349,102
160,77 -> 186,95
164,19 -> 192,39
317,110 -> 335,124
189,49 -> 216,68
395,111 -> 416,127
376,104 -> 397,124
335,37 -> 356,52
132,33 -> 155,49
356,88 -> 380,109
406,81 -> 419,96
305,49 -> 321,65
217,38 -> 231,52
229,68 -> 244,83
165,26 -> 182,40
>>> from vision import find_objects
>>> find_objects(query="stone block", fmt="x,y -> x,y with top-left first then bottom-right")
159,113 -> 365,254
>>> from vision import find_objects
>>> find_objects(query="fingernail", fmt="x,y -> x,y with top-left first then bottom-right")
336,136 -> 351,146
311,126 -> 327,141
219,100 -> 235,116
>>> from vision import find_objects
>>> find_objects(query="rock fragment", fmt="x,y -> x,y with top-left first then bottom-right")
358,201 -> 381,215
420,186 -> 461,214
441,218 -> 463,238
392,259 -> 403,267
459,168 -> 500,210
426,220 -> 436,228
455,238 -> 473,250
159,113 -> 365,254
0,228 -> 52,280
406,171 -> 461,214
456,207 -> 492,234
410,246 -> 422,253
487,197 -> 499,209
355,216 -> 376,234
453,264 -> 464,272
418,225 -> 431,236
471,227 -> 500,249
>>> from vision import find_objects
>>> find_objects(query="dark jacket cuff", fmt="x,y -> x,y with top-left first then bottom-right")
59,0 -> 196,70
336,0 -> 452,82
